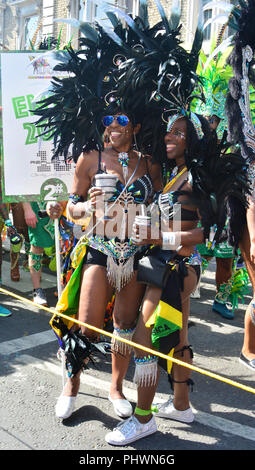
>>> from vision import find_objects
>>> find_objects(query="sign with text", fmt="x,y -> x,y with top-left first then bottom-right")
0,51 -> 75,202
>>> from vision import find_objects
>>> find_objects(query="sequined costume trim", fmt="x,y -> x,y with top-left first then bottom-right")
133,355 -> 158,387
111,327 -> 136,355
87,235 -> 141,291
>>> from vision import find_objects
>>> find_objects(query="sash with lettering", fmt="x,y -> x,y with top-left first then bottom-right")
146,267 -> 183,374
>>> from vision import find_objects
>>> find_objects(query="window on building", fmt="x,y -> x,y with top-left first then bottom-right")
24,15 -> 39,49
84,0 -> 124,27
203,8 -> 212,41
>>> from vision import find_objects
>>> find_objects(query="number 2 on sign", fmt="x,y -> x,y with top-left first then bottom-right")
44,184 -> 57,200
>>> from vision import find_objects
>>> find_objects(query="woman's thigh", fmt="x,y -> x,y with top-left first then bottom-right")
78,263 -> 113,337
133,285 -> 161,351
113,271 -> 146,329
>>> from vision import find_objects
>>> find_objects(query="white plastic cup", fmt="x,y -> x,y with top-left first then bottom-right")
133,215 -> 151,241
94,173 -> 118,200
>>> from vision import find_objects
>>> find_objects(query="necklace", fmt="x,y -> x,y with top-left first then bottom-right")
118,152 -> 129,168
163,166 -> 187,194
118,151 -> 130,182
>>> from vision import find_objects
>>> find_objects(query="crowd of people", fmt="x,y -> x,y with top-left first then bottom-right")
2,0 -> 255,447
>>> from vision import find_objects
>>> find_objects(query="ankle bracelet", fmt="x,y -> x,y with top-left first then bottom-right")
135,405 -> 158,416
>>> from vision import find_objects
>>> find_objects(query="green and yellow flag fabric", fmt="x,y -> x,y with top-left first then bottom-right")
146,268 -> 183,374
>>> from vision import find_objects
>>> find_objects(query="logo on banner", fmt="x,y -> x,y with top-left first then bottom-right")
40,178 -> 69,202
27,54 -> 70,80
28,56 -> 51,77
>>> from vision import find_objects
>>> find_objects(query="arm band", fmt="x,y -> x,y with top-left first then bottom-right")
69,194 -> 85,204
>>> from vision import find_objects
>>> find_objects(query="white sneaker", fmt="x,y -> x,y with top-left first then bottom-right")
108,394 -> 133,418
155,398 -> 194,423
105,415 -> 157,446
191,285 -> 200,298
55,395 -> 77,419
33,288 -> 48,306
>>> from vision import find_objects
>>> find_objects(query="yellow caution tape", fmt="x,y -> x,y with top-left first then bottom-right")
1,286 -> 255,395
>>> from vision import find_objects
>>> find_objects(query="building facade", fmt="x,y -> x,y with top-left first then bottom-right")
0,0 -> 238,51
147,0 -> 237,52
0,0 -> 133,50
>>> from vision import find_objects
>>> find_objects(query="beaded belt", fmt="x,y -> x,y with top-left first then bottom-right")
87,235 -> 140,291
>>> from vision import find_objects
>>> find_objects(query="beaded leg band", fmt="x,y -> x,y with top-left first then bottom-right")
29,251 -> 43,272
111,326 -> 135,355
133,355 -> 158,387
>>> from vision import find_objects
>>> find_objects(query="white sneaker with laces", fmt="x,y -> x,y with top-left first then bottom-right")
33,288 -> 48,306
155,398 -> 194,423
105,415 -> 157,446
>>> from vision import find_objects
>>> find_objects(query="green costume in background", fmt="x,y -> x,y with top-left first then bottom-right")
192,45 -> 250,318
28,202 -> 55,248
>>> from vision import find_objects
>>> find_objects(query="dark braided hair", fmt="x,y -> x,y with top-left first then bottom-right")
148,113 -> 216,175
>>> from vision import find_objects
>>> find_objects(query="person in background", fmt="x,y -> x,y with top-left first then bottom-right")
0,201 -> 12,317
223,0 -> 255,371
192,47 -> 236,320
23,201 -> 57,306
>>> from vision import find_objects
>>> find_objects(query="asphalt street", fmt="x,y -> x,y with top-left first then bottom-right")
0,241 -> 255,461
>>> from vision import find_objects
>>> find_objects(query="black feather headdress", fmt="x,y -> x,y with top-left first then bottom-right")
32,6 -> 167,163
32,0 -> 249,250
189,132 -> 249,250
32,0 -> 205,163
102,0 -> 206,163
33,24 -> 126,161
106,0 -> 249,249
224,0 -> 255,162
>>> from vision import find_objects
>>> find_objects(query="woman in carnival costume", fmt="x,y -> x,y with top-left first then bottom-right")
224,0 -> 255,371
192,43 -> 248,319
34,9 -> 163,420
102,1 -> 249,446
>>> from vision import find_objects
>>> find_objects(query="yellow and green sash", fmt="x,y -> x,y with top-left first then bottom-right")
146,266 -> 183,374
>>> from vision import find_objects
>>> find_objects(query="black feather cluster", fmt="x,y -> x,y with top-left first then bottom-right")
225,0 -> 255,162
33,17 -> 152,162
38,36 -> 58,50
32,0 -> 204,163
190,133 -> 250,250
112,16 -> 204,161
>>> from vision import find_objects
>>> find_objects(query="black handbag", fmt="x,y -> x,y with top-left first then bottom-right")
137,248 -> 176,289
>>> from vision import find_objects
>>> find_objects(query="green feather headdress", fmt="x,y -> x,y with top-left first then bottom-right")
193,41 -> 232,139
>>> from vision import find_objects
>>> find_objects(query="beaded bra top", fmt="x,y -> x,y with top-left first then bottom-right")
97,150 -> 153,205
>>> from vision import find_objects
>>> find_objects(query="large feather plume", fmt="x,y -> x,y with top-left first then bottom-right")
33,14 -> 152,162
192,41 -> 232,139
224,0 -> 255,162
190,133 -> 249,250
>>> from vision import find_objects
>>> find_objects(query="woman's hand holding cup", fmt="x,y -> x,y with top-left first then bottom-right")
88,186 -> 105,210
132,215 -> 156,245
